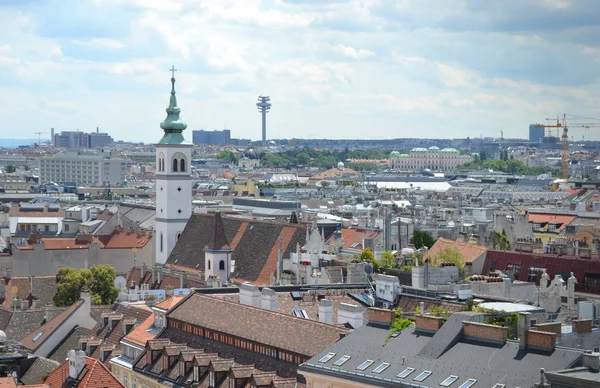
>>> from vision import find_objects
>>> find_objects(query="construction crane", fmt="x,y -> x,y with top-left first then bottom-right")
536,114 -> 600,180
34,132 -> 47,145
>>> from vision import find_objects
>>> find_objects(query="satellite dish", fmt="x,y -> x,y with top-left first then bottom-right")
364,264 -> 373,275
114,276 -> 127,291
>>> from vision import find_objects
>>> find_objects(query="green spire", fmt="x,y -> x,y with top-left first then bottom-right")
160,66 -> 187,133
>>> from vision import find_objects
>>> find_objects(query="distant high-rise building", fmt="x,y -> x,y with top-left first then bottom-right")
86,132 -> 114,148
529,124 -> 545,143
38,151 -> 126,186
52,130 -> 114,148
192,129 -> 231,145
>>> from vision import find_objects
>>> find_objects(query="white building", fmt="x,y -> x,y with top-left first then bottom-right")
388,146 -> 472,171
37,152 -> 127,186
154,71 -> 192,265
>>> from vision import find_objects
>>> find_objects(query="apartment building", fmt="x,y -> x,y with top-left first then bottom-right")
389,147 -> 473,171
37,152 -> 127,186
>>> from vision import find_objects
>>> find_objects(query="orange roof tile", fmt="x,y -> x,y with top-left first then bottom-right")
528,213 -> 575,230
425,237 -> 488,264
0,378 -> 17,388
14,237 -> 102,251
122,315 -> 155,347
326,228 -> 379,250
102,231 -> 152,249
154,295 -> 185,311
45,356 -> 124,388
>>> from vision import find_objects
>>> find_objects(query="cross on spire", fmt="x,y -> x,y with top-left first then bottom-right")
169,65 -> 177,79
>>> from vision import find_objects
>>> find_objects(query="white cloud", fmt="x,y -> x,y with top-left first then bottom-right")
332,44 -> 374,59
73,38 -> 126,49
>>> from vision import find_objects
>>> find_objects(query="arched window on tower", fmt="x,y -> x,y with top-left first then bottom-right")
219,260 -> 225,270
180,158 -> 186,172
208,261 -> 211,270
160,233 -> 163,252
172,158 -> 178,172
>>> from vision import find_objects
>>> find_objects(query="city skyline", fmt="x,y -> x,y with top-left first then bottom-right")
1,0 -> 600,142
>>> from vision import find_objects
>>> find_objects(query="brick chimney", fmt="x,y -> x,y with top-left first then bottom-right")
463,321 -> 508,344
319,299 -> 333,324
572,318 -> 593,334
518,312 -> 532,349
368,308 -> 395,328
415,315 -> 445,333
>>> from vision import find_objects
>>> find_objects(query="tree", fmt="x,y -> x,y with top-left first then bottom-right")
359,248 -> 379,270
428,247 -> 465,276
4,165 -> 16,173
379,251 -> 395,269
411,230 -> 436,250
319,180 -> 330,188
88,265 -> 119,305
53,268 -> 90,307
492,230 -> 511,251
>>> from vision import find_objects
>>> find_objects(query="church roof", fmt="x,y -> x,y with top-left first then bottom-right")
157,68 -> 191,146
166,214 -> 307,285
205,211 -> 231,251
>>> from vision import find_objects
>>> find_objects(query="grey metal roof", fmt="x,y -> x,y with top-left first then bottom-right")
300,317 -> 583,388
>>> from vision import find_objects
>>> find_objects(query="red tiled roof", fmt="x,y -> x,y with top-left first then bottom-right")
9,205 -> 64,218
14,237 -> 101,251
45,356 -> 124,388
0,378 -> 17,388
326,228 -> 379,250
102,231 -> 152,249
20,300 -> 83,351
122,315 -> 155,347
254,226 -> 296,286
154,295 -> 185,311
528,213 -> 575,230
310,167 -> 359,180
426,237 -> 488,264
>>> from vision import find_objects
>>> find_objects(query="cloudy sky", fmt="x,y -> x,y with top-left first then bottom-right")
1,0 -> 600,142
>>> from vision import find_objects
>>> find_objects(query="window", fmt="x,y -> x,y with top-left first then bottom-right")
180,158 -> 186,172
160,233 -> 163,252
372,363 -> 390,374
333,355 -> 351,366
318,353 -> 336,363
208,261 -> 211,270
458,379 -> 477,388
209,371 -> 214,387
219,260 -> 225,270
356,360 -> 374,371
123,374 -> 128,388
440,375 -> 459,386
64,224 -> 70,232
173,159 -> 178,172
131,377 -> 136,388
492,384 -> 505,388
397,367 -> 415,379
193,366 -> 199,381
414,371 -> 432,382
530,319 -> 538,328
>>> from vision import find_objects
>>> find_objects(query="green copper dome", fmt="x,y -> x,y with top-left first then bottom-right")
160,76 -> 187,133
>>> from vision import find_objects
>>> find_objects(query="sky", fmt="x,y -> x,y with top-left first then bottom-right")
1,0 -> 600,143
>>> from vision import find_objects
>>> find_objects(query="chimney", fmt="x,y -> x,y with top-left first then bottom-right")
5,268 -> 10,280
337,303 -> 364,329
157,267 -> 162,284
32,299 -> 41,309
567,272 -> 576,315
318,299 -> 333,324
518,312 -> 532,349
141,263 -> 146,279
152,267 -> 156,284
20,299 -> 28,310
582,351 -> 600,373
30,276 -> 36,299
572,318 -> 593,334
260,288 -> 276,311
239,283 -> 260,307
180,272 -> 186,289
415,314 -> 445,333
67,350 -> 87,379
462,321 -> 508,344
45,304 -> 62,321
368,308 -> 395,328
0,279 -> 5,299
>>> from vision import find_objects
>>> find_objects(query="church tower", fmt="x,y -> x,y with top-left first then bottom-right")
204,211 -> 233,282
155,66 -> 192,265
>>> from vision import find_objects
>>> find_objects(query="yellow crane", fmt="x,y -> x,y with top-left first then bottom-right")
536,114 -> 600,180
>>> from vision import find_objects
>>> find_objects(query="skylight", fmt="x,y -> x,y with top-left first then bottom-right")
458,379 -> 477,388
372,363 -> 390,374
397,367 -> 415,379
492,385 -> 505,388
356,360 -> 374,371
318,353 -> 336,363
440,375 -> 459,386
32,332 -> 44,342
333,355 -> 351,366
414,370 -> 432,382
